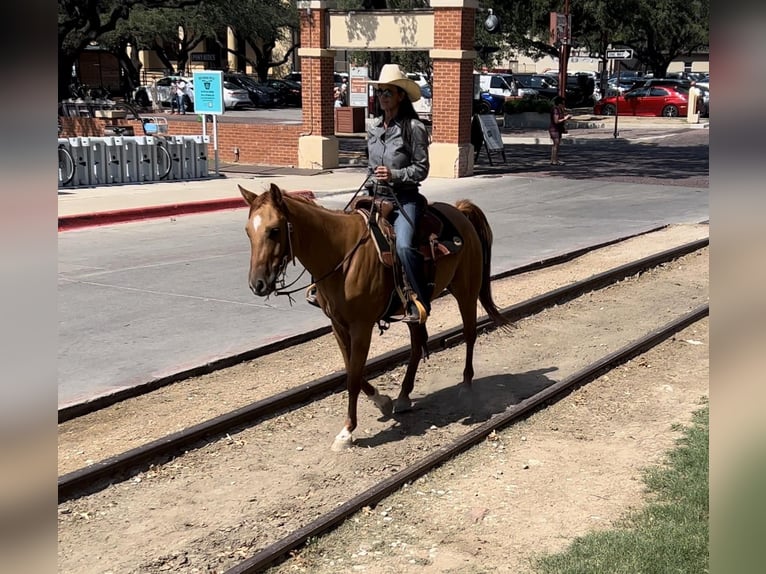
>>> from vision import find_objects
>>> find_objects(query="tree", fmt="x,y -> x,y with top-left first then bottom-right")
58,0 -> 202,100
214,0 -> 299,80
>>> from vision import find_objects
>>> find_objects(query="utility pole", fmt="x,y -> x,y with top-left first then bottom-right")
558,0 -> 571,100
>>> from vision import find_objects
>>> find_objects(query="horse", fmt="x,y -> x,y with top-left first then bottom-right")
239,183 -> 511,451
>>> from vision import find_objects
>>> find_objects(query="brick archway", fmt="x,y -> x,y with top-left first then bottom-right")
297,1 -> 477,178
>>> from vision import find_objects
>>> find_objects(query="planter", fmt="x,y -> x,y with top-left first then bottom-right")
335,106 -> 366,133
503,112 -> 549,129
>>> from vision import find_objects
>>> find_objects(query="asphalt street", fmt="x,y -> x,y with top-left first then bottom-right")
58,130 -> 709,409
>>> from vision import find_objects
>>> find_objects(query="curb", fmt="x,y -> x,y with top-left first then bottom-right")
58,190 -> 317,231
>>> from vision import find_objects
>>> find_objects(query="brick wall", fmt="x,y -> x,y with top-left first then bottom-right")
59,117 -> 301,167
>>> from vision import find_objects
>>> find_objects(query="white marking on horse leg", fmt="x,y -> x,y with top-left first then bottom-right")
251,214 -> 262,233
368,389 -> 393,417
331,427 -> 353,451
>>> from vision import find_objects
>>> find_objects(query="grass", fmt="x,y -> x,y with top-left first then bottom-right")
533,401 -> 709,574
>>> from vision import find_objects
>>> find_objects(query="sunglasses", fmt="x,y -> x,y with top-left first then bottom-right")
375,88 -> 396,98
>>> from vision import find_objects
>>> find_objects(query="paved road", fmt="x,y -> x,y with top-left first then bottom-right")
58,130 -> 708,409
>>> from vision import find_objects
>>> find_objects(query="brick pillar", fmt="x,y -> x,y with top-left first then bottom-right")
430,1 -> 477,178
297,1 -> 339,169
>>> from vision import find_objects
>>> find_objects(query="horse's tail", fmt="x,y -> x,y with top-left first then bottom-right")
455,199 -> 512,330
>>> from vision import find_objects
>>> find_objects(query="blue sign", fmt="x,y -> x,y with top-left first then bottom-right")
192,71 -> 224,115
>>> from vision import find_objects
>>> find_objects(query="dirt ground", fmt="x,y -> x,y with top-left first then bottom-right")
57,224 -> 709,574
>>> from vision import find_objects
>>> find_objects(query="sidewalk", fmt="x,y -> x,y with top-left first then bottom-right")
58,116 -> 708,229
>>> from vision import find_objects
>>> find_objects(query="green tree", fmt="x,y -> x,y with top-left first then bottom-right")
215,0 -> 299,80
58,0 -> 200,100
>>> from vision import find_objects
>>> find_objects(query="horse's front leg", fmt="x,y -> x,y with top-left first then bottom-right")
393,323 -> 428,413
331,323 -> 390,450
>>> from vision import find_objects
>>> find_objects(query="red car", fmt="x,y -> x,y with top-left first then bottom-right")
594,85 -> 689,117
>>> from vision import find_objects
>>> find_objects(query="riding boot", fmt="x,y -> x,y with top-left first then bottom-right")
401,250 -> 431,324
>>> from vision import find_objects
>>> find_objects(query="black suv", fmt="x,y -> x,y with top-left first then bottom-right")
513,74 -> 560,100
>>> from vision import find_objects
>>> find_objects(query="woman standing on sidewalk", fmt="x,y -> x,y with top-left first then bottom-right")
549,96 -> 572,165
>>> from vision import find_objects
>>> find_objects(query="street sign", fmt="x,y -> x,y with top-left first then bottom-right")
606,49 -> 633,60
192,70 -> 224,115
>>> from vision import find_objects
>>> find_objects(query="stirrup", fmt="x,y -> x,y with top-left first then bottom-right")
305,285 -> 320,308
402,299 -> 428,324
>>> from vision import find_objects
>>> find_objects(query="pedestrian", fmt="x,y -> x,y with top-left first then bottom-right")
549,95 -> 572,165
175,78 -> 188,114
333,86 -> 343,108
365,64 -> 431,323
170,79 -> 180,113
340,76 -> 349,105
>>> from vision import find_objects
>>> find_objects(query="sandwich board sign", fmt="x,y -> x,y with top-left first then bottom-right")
192,70 -> 224,115
472,114 -> 507,165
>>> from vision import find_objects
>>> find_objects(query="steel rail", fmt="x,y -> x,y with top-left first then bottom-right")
58,225 -> 674,423
58,238 -> 707,503
225,304 -> 709,573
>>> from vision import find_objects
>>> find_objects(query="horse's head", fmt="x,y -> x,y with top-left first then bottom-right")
240,183 -> 292,297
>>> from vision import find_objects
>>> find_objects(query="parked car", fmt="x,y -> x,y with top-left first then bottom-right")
222,81 -> 253,109
224,74 -> 283,107
513,73 -> 559,100
474,91 -> 506,115
134,75 -> 253,111
477,73 -> 538,99
412,83 -> 432,122
594,85 -> 689,117
134,75 -> 194,111
263,78 -> 302,107
283,71 -> 347,88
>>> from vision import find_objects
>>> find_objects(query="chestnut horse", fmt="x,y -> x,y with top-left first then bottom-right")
240,183 -> 510,450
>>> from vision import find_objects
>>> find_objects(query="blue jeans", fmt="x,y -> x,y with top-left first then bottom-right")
393,195 -> 430,314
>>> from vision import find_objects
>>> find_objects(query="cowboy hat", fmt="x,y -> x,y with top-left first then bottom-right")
371,64 -> 421,102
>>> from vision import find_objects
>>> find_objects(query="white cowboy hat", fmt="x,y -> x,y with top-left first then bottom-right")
371,64 -> 421,102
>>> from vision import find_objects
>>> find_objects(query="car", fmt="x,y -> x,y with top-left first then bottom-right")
224,74 -> 283,107
134,75 -> 194,111
134,75 -> 253,111
477,73 -> 538,99
263,78 -> 302,107
513,73 -> 560,100
412,82 -> 432,122
474,91 -> 505,115
594,85 -> 689,117
222,81 -> 253,109
283,71 -> 347,88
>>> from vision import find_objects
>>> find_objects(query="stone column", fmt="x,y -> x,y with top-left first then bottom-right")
297,1 -> 339,169
429,0 -> 477,178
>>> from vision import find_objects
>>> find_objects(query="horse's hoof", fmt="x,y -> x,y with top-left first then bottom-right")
331,428 -> 353,451
331,436 -> 353,451
393,397 -> 413,413
374,394 -> 394,417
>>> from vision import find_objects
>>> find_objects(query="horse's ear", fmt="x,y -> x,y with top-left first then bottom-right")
239,185 -> 258,206
268,183 -> 286,209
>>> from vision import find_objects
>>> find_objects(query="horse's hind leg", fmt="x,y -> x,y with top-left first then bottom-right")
452,283 -> 479,390
394,323 -> 428,413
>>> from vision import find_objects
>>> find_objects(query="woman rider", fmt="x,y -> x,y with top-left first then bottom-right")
366,64 -> 431,323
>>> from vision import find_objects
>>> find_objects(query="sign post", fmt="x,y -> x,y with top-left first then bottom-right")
605,49 -> 633,139
192,71 -> 224,176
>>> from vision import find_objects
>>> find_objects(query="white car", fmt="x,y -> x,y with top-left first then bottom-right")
135,75 -> 251,111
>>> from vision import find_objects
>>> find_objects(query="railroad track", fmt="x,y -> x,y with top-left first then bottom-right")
58,231 -> 709,574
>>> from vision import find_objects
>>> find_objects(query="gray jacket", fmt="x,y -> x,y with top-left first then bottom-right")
366,116 -> 430,196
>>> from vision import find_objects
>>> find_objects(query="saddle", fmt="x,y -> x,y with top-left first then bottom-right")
349,196 -> 464,267
349,195 -> 464,326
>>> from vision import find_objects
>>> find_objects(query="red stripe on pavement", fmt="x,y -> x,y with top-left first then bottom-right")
58,190 -> 316,231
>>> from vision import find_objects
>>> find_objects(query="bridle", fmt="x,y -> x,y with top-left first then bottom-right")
269,212 -> 371,303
